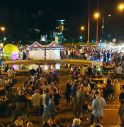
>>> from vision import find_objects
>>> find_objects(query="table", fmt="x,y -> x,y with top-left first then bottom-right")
91,77 -> 107,84
97,84 -> 105,89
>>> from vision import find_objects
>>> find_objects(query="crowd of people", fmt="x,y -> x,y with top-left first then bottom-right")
0,45 -> 124,127
0,62 -> 123,127
60,46 -> 123,62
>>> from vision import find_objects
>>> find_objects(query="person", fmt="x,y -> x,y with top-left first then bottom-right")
71,80 -> 78,101
26,122 -> 34,127
42,89 -> 49,107
104,78 -> 114,100
16,89 -> 27,112
43,118 -> 60,127
7,67 -> 14,79
53,89 -> 61,111
115,65 -> 122,78
113,79 -> 121,99
103,51 -> 106,63
48,95 -> 56,118
82,84 -> 91,121
118,101 -> 124,127
87,65 -> 93,77
65,79 -> 72,103
106,50 -> 110,63
71,118 -> 81,127
42,104 -> 50,124
91,91 -> 106,125
75,86 -> 84,118
119,85 -> 124,102
31,89 -> 43,115
119,86 -> 124,126
14,115 -> 24,127
4,64 -> 9,72
23,51 -> 27,60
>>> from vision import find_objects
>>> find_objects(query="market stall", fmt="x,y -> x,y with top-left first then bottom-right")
45,41 -> 63,60
27,41 -> 63,60
27,41 -> 45,60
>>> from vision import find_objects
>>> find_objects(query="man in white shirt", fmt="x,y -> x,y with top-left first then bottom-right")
32,90 -> 43,115
115,65 -> 122,74
115,65 -> 123,78
91,91 -> 106,125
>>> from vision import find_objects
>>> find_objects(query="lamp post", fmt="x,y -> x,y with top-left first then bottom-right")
87,0 -> 90,46
101,14 -> 111,42
94,12 -> 100,47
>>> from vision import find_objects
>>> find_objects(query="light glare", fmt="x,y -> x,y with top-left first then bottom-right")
118,3 -> 124,12
94,12 -> 100,19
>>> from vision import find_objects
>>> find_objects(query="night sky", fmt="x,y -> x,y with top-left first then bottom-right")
0,0 -> 124,41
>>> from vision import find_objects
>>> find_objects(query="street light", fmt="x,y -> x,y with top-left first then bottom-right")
94,12 -> 100,47
1,27 -> 5,32
0,27 -> 6,42
80,26 -> 85,42
81,26 -> 85,31
0,27 -> 5,36
94,12 -> 100,19
118,2 -> 124,12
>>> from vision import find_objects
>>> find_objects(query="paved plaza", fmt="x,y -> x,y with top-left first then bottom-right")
0,75 -> 123,127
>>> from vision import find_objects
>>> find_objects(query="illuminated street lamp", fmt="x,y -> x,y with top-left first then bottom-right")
94,12 -> 100,19
94,12 -> 100,47
0,27 -> 6,42
0,27 -> 5,36
1,27 -> 5,32
108,14 -> 111,17
80,26 -> 85,42
118,2 -> 124,12
81,26 -> 85,31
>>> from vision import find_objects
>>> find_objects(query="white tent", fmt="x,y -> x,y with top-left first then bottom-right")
45,41 -> 63,60
27,41 -> 45,60
27,41 -> 63,60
